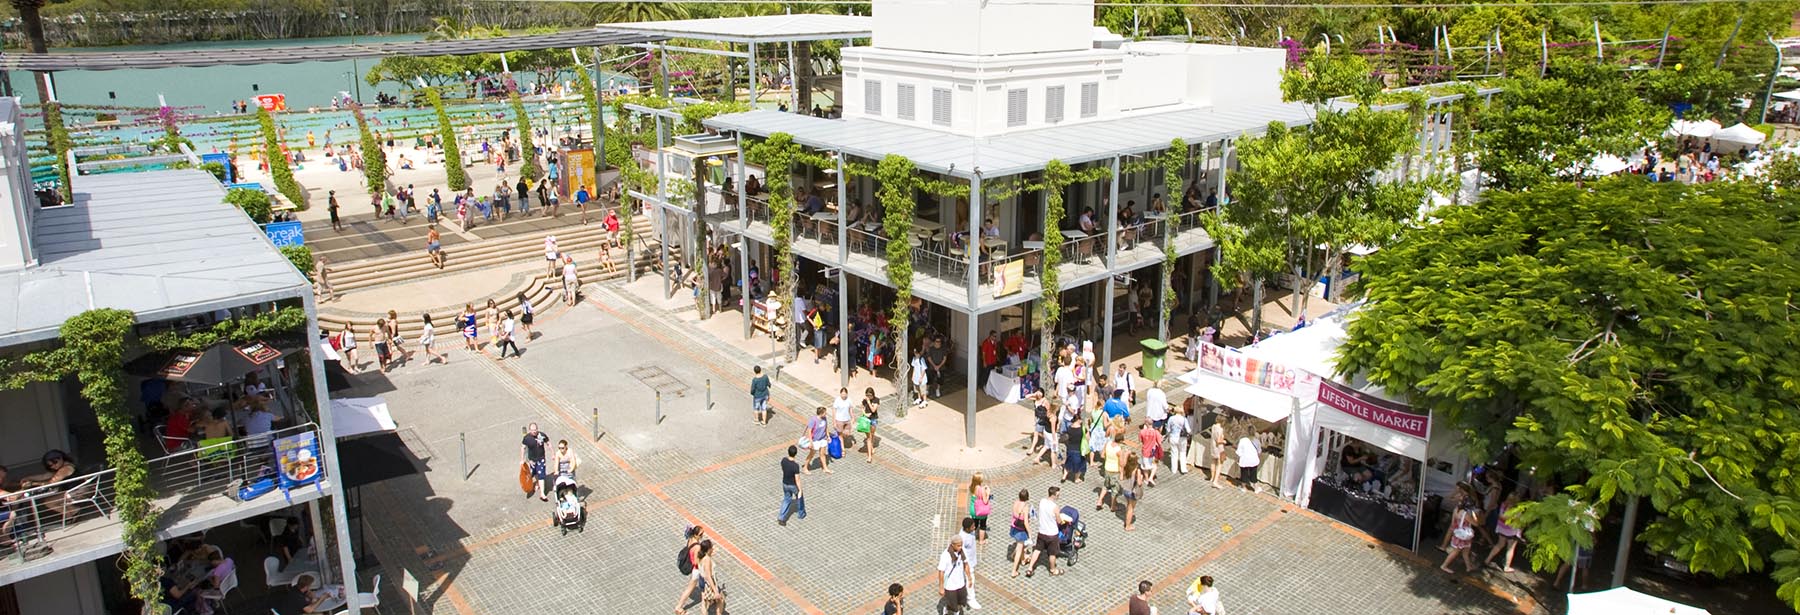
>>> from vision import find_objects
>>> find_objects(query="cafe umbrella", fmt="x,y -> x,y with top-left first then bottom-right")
128,339 -> 291,386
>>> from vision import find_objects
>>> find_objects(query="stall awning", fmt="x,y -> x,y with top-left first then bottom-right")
1181,371 -> 1293,423
330,397 -> 397,439
1566,587 -> 1710,615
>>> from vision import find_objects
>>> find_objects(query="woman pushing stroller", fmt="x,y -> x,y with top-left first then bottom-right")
549,440 -> 586,533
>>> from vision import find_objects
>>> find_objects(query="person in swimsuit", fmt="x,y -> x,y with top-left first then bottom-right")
425,225 -> 444,269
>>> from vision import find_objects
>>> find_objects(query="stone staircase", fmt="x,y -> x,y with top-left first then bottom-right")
318,219 -> 662,339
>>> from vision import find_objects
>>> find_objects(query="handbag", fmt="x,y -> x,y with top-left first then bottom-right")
855,416 -> 872,433
973,492 -> 992,517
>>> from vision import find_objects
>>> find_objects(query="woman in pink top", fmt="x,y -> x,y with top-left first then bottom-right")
1482,492 -> 1525,572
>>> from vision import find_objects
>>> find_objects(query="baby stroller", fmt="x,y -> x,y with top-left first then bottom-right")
1056,505 -> 1088,566
549,475 -> 586,535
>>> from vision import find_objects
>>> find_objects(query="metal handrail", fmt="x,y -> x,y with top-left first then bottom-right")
0,423 -> 323,564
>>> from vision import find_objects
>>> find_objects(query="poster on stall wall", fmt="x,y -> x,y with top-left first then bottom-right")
273,431 -> 324,502
563,149 -> 598,199
1192,340 -> 1319,399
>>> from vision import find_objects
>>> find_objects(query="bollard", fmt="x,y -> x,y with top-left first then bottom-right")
459,432 -> 467,481
706,379 -> 712,411
655,390 -> 663,425
592,408 -> 600,440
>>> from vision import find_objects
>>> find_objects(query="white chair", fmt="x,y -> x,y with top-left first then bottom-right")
200,565 -> 239,614
263,556 -> 305,587
356,573 -> 381,608
62,473 -> 113,521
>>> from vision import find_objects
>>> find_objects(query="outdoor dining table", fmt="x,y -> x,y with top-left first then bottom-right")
1063,229 -> 1092,262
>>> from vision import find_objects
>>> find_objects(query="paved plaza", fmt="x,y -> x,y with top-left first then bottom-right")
344,280 -> 1539,615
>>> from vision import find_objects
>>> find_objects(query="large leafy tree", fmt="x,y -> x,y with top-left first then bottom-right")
1337,178 -> 1800,607
1477,60 -> 1669,191
1208,52 -> 1420,331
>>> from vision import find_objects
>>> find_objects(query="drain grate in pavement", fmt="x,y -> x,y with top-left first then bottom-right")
627,365 -> 690,397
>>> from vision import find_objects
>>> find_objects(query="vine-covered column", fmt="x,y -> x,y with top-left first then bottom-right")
878,154 -> 917,414
1038,160 -> 1070,409
258,107 -> 304,209
1159,138 -> 1187,343
427,87 -> 469,191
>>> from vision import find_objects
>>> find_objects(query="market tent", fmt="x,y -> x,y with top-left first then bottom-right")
1667,118 -> 1722,138
1711,123 -> 1767,148
1773,88 -> 1800,102
1566,587 -> 1710,615
1181,371 -> 1295,422
1589,153 -> 1631,176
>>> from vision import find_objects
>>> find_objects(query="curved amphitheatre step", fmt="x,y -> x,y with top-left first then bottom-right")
318,246 -> 663,339
327,219 -> 653,293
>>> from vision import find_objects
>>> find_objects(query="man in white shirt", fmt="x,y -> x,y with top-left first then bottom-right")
1145,386 -> 1168,431
937,538 -> 971,614
1024,486 -> 1063,577
1054,363 -> 1077,411
1165,408 -> 1190,474
243,401 -> 276,437
1188,575 -> 1222,615
958,518 -> 983,610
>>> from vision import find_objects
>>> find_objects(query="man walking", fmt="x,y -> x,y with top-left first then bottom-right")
958,518 -> 984,610
521,423 -> 550,502
327,190 -> 341,231
778,445 -> 806,526
750,366 -> 772,426
1128,580 -> 1155,615
937,537 -> 972,614
1025,486 -> 1063,577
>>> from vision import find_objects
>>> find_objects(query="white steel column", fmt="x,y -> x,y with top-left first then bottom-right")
748,42 -> 759,105
837,152 -> 850,388
656,115 -> 670,297
301,291 -> 361,607
965,174 -> 983,448
1102,157 -> 1121,367
738,134 -> 752,338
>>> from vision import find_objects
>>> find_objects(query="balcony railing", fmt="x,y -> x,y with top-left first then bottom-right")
0,424 -> 325,570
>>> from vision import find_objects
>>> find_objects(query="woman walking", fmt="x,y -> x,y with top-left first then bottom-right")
1008,489 -> 1033,578
1122,451 -> 1145,531
1235,430 -> 1263,494
495,310 -> 522,359
909,351 -> 929,407
460,304 -> 479,351
1098,434 -> 1125,512
1062,406 -> 1088,483
420,313 -> 448,364
860,388 -> 880,462
385,310 -> 411,366
1441,502 -> 1479,574
425,225 -> 445,269
1209,421 -> 1229,489
674,539 -> 724,615
1482,492 -> 1525,572
338,324 -> 359,372
1138,420 -> 1162,487
967,473 -> 992,553
1166,407 -> 1190,475
485,299 -> 501,341
515,292 -> 536,342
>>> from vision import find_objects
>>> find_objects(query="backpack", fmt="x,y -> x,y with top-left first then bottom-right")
676,545 -> 694,576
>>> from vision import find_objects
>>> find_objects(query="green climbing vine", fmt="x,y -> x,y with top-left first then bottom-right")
0,306 -> 309,613
1039,160 -> 1071,383
43,101 -> 73,201
878,154 -> 917,412
427,88 -> 470,192
747,133 -> 799,359
1159,139 -> 1186,336
506,78 -> 543,181
257,107 -> 304,209
350,101 -> 386,197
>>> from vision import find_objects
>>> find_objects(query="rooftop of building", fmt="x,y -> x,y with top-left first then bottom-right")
603,13 -> 874,44
0,170 -> 310,347
705,101 -> 1336,178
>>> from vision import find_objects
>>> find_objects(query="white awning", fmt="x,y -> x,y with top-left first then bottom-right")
1772,89 -> 1800,102
1566,587 -> 1710,615
1712,122 -> 1767,147
330,397 -> 396,438
1667,118 -> 1722,138
1181,371 -> 1294,423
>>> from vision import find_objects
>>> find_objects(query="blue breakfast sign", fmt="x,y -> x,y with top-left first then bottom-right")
273,430 -> 324,502
264,221 -> 304,247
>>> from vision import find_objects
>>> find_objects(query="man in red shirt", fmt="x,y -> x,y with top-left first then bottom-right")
161,398 -> 200,452
978,331 -> 1000,388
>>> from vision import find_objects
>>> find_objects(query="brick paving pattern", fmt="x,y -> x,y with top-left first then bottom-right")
345,279 -> 1533,615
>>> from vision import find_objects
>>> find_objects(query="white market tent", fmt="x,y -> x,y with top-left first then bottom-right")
1773,88 -> 1800,102
1566,587 -> 1710,615
1668,118 -> 1722,138
1589,153 -> 1631,176
1711,123 -> 1768,148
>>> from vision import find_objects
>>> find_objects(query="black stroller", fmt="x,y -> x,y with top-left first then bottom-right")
1056,505 -> 1088,565
549,475 -> 586,534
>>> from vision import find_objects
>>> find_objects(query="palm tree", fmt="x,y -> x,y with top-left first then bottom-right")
591,2 -> 692,25
11,0 -> 52,105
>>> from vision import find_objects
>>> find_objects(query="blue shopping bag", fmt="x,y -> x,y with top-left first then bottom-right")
828,433 -> 843,459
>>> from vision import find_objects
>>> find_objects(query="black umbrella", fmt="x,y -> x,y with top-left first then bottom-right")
128,339 -> 289,386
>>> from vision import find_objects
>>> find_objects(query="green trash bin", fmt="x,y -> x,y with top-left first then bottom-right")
1139,339 -> 1169,381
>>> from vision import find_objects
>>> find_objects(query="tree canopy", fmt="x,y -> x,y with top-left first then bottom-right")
1337,178 -> 1800,606
1476,60 -> 1669,191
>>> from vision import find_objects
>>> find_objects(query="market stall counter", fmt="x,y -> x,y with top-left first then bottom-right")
1307,477 -> 1417,549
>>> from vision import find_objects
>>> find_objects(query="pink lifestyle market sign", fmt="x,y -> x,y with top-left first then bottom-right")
1316,379 -> 1429,439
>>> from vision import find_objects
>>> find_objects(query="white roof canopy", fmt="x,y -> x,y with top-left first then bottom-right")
330,397 -> 397,439
1566,587 -> 1710,615
1711,123 -> 1767,147
1772,88 -> 1800,102
604,14 -> 873,43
